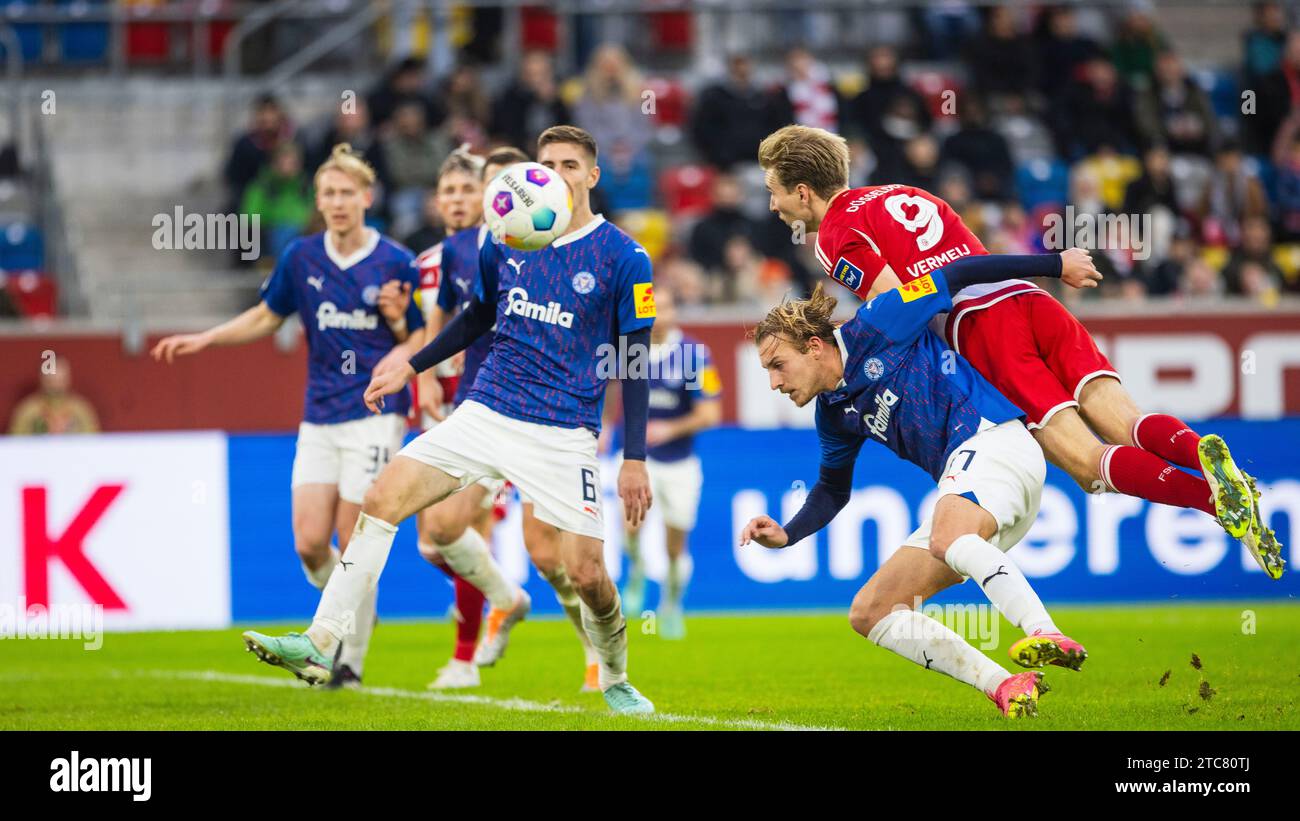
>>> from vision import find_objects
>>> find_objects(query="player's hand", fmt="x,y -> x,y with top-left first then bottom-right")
378,280 -> 412,322
1060,247 -> 1102,289
364,361 -> 416,414
150,332 -> 211,363
618,459 -> 653,528
739,515 -> 789,549
417,369 -> 445,422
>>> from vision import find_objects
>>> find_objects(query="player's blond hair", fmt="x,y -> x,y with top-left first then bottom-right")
752,284 -> 838,354
438,143 -> 486,182
757,125 -> 850,200
314,142 -> 377,188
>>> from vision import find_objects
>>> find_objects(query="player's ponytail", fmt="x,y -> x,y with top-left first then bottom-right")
752,284 -> 839,354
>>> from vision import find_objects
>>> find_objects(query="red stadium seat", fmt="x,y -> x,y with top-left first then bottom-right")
644,77 -> 688,127
2,270 -> 58,318
649,11 -> 692,51
520,6 -> 559,52
658,165 -> 716,218
909,70 -> 963,121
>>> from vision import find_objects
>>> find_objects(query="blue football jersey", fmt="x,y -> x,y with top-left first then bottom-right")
467,216 -> 655,432
436,225 -> 495,405
647,329 -> 722,462
814,269 -> 1023,481
260,229 -> 424,424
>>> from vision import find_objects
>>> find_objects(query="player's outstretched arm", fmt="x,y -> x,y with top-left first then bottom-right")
406,293 -> 494,375
150,302 -> 285,363
742,462 -> 854,549
938,247 -> 1100,293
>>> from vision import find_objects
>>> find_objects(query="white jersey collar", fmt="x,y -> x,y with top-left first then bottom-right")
552,214 -> 605,248
325,227 -> 381,271
832,326 -> 850,390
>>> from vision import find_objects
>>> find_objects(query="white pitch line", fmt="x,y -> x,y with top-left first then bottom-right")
141,669 -> 846,731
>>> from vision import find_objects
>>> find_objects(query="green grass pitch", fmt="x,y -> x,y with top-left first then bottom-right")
3,603 -> 1297,730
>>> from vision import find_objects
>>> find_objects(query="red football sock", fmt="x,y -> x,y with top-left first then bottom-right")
1132,413 -> 1201,471
453,575 -> 486,663
1101,445 -> 1215,516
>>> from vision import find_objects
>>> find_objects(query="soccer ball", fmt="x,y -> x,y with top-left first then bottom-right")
482,162 -> 573,251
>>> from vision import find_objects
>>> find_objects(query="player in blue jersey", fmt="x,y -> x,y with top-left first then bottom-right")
616,285 -> 722,639
740,257 -> 1101,718
413,146 -> 601,691
154,144 -> 424,689
242,126 -> 657,714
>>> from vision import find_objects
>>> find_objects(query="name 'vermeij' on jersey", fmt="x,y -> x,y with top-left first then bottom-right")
468,215 -> 656,432
261,228 -> 424,424
647,328 -> 721,462
815,269 -> 1023,481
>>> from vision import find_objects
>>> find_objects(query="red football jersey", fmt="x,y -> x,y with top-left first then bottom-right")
410,240 -> 459,429
814,184 -> 990,297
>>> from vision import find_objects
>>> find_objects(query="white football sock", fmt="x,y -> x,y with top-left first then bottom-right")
302,547 -> 340,590
867,608 -> 1009,695
437,527 -> 517,610
543,565 -> 598,665
944,534 -> 1059,635
309,512 -> 397,654
581,595 -> 628,690
664,553 -> 692,610
336,583 -> 377,675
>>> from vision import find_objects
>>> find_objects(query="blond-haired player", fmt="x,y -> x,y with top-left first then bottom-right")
154,144 -> 426,687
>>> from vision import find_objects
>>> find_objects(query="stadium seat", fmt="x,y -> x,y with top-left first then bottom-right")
909,69 -> 963,121
1271,243 -> 1300,278
1193,67 -> 1241,120
644,77 -> 688,128
56,0 -> 110,63
1199,244 -> 1230,272
600,153 -> 654,212
0,222 -> 44,271
520,5 -> 558,51
658,165 -> 716,218
1,269 -> 57,317
125,1 -> 171,64
649,11 -> 692,51
0,0 -> 44,63
1015,159 -> 1070,212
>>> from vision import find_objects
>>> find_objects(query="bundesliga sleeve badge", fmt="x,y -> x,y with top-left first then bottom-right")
832,257 -> 864,291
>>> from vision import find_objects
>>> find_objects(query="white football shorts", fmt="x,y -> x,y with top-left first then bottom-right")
291,413 -> 408,505
903,418 -> 1045,553
398,400 -> 604,539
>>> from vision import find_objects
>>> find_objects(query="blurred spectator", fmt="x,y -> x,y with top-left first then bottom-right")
1179,256 -> 1225,299
964,6 -> 1037,104
1199,141 -> 1269,246
690,54 -> 790,171
307,104 -> 390,192
1245,30 -> 1300,155
367,57 -> 444,133
688,173 -> 761,277
781,47 -> 839,131
1110,4 -> 1169,87
720,235 -> 791,307
489,50 -> 571,153
899,134 -> 941,191
223,95 -> 296,212
1223,216 -> 1286,295
241,143 -> 314,262
1134,50 -> 1218,156
1243,1 -> 1289,85
403,188 -> 443,253
381,102 -> 454,238
0,284 -> 20,317
1075,145 -> 1142,212
1051,57 -> 1140,158
655,253 -> 709,308
574,44 -> 653,210
1138,229 -> 1196,295
995,92 -> 1057,165
441,64 -> 491,150
941,94 -> 1016,201
1122,144 -> 1181,214
1034,5 -> 1104,99
845,45 -> 932,181
8,359 -> 100,435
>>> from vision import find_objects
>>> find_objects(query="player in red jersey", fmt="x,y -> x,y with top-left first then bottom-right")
757,125 -> 1283,584
408,146 -> 600,691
